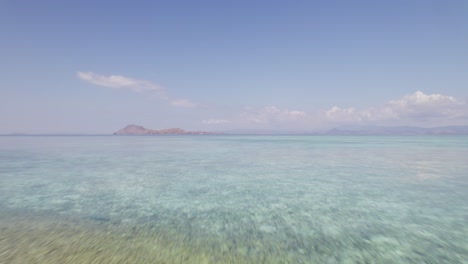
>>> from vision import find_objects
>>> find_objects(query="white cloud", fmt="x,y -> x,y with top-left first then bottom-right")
202,119 -> 230,124
77,72 -> 163,92
326,106 -> 360,122
171,99 -> 196,108
385,91 -> 464,119
391,91 -> 459,106
323,91 -> 468,126
242,106 -> 306,124
77,71 -> 196,108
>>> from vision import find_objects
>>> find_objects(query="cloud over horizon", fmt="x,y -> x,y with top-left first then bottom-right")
77,71 -> 195,108
171,99 -> 196,108
241,106 -> 307,124
76,74 -> 467,129
238,91 -> 468,129
325,91 -> 468,126
202,119 -> 230,124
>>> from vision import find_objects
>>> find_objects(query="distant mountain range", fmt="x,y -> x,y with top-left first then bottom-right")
223,126 -> 468,135
323,126 -> 468,135
113,124 -> 222,135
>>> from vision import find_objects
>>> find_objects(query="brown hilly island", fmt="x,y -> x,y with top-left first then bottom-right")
114,124 -> 222,135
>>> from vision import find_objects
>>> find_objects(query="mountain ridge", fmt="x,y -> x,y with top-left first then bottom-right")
324,125 -> 468,135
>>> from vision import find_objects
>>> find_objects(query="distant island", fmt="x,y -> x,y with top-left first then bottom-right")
114,124 -> 222,135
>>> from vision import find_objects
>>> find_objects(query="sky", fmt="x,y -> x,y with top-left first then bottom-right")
1,0 -> 467,133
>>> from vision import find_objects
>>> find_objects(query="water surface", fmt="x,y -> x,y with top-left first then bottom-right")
1,135 -> 467,263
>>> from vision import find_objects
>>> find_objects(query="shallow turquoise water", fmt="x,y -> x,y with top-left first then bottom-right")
1,135 -> 467,263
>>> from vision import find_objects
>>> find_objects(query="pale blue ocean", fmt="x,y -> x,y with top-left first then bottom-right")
0,135 -> 467,263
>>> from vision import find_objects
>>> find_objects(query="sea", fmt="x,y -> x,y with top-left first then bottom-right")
0,135 -> 467,263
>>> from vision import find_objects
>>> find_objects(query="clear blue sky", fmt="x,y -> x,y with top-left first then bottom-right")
1,0 -> 467,133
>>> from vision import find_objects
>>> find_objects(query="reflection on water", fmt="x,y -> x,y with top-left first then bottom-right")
0,135 -> 467,263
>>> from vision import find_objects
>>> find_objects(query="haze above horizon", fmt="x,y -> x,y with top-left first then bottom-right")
1,0 -> 467,133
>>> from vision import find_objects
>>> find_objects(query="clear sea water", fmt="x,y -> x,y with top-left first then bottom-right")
0,135 -> 467,263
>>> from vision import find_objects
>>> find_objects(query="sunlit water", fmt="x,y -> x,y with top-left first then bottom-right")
1,135 -> 467,263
